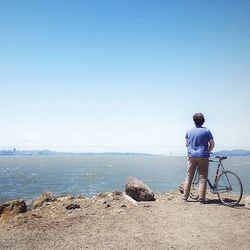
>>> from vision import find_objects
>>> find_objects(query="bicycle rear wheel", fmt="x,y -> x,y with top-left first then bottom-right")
190,170 -> 199,200
216,171 -> 243,207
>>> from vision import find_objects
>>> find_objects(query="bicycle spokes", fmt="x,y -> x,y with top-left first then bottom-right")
216,171 -> 243,207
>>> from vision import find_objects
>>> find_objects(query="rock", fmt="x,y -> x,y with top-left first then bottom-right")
97,192 -> 109,198
58,195 -> 75,200
65,203 -> 80,210
33,192 -> 57,208
103,200 -> 112,208
179,181 -> 185,194
76,195 -> 85,199
125,177 -> 155,201
57,195 -> 75,203
121,192 -> 138,206
245,196 -> 250,209
0,200 -> 27,220
107,191 -> 121,201
113,190 -> 123,196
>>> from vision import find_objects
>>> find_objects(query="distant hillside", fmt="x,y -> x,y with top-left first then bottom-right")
213,149 -> 250,156
0,149 -> 156,157
0,149 -> 57,156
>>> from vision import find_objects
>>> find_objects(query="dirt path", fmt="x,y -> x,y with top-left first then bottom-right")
0,191 -> 249,250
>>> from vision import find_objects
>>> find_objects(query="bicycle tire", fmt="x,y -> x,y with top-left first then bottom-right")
190,170 -> 200,200
216,171 -> 243,207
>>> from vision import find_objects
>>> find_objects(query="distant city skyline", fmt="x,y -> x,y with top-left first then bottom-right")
1,1 -> 250,155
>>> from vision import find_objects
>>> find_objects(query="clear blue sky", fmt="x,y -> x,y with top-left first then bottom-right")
1,0 -> 250,155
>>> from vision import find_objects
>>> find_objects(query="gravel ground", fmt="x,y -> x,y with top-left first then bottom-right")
0,191 -> 249,250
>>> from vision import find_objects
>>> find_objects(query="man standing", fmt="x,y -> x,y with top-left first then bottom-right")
183,113 -> 215,203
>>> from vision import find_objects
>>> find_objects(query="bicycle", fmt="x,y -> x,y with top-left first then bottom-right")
190,156 -> 243,207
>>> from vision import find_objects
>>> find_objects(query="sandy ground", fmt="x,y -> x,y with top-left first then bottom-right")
0,191 -> 249,250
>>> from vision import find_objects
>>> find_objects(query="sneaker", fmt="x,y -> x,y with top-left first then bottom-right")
182,197 -> 188,203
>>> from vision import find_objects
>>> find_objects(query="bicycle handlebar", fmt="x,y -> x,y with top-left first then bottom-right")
209,156 -> 227,163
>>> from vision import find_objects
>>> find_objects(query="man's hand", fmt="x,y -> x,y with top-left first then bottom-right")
208,139 -> 215,153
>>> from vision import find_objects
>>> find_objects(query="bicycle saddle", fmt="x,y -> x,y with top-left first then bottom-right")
215,156 -> 227,161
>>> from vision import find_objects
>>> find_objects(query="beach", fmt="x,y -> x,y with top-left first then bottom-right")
0,191 -> 249,250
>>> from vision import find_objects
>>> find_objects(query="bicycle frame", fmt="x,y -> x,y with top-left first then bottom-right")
194,159 -> 232,194
207,159 -> 232,193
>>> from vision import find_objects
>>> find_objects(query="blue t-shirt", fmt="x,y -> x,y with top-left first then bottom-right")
185,126 -> 213,158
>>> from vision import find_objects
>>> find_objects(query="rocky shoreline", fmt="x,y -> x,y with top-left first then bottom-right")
1,183 -> 250,250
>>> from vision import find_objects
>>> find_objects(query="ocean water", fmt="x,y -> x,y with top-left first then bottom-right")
0,155 -> 249,203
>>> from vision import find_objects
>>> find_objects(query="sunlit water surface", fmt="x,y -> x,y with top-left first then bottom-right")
0,155 -> 249,203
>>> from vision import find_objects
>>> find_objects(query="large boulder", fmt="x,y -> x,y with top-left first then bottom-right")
125,177 -> 155,201
0,200 -> 27,220
33,192 -> 57,208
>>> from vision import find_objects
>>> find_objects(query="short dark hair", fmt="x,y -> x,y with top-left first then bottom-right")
193,113 -> 205,126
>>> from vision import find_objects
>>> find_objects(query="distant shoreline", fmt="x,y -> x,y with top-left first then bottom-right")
0,149 -> 159,157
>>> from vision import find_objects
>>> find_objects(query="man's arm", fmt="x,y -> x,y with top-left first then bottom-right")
208,139 -> 215,153
185,138 -> 189,147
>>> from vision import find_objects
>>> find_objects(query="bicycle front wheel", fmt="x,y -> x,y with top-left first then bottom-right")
216,171 -> 243,207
